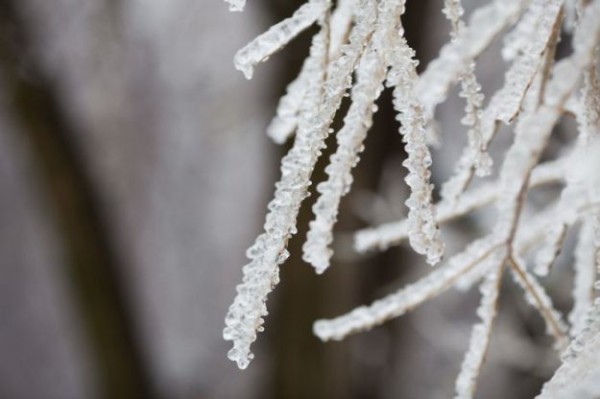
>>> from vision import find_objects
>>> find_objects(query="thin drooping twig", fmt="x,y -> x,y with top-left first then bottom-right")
454,251 -> 506,399
314,236 -> 502,341
355,158 -> 566,253
508,255 -> 569,350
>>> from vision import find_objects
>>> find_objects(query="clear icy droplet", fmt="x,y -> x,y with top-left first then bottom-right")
227,347 -> 250,369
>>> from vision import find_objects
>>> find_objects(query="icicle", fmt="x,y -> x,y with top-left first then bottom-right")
537,333 -> 600,399
495,0 -> 563,123
314,235 -> 501,341
460,64 -> 491,176
542,366 -> 600,399
388,28 -> 444,265
234,0 -> 330,79
454,250 -> 505,399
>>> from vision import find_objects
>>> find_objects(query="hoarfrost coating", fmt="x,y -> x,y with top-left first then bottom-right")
221,0 -> 600,397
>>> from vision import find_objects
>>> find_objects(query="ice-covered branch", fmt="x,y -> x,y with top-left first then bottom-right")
454,250 -> 506,399
441,0 -> 564,201
223,0 -> 380,369
314,235 -> 501,341
267,0 -> 356,144
389,30 -> 444,265
234,0 -> 330,79
355,159 -> 566,253
508,255 -> 569,350
416,0 -> 530,119
303,43 -> 387,273
302,0 -> 406,273
570,219 -> 597,337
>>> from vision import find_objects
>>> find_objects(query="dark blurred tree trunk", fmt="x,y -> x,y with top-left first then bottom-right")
0,2 -> 157,399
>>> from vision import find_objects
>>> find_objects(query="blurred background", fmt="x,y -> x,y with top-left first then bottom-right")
0,0 -> 575,398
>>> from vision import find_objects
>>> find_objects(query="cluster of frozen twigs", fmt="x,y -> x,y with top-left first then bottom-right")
221,0 -> 600,397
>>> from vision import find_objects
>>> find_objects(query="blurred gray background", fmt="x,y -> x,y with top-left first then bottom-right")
0,1 -> 570,398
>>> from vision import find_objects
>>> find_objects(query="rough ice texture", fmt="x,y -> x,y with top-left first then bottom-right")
223,21 -> 331,370
223,0 -> 378,369
442,0 -> 465,38
442,0 -> 490,177
538,299 -> 600,399
267,0 -> 355,144
328,0 -> 355,59
266,59 -> 312,144
233,0 -> 330,79
441,0 -> 563,202
570,220 -> 597,337
303,0 -> 405,273
222,0 -> 600,392
354,159 -> 566,253
389,31 -> 444,265
303,44 -> 387,273
416,0 -> 529,120
314,235 -> 501,341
